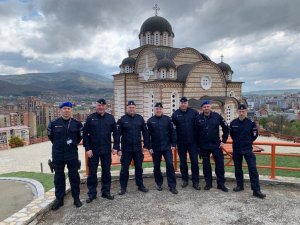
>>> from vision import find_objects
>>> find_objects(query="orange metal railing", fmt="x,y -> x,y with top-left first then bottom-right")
84,141 -> 300,179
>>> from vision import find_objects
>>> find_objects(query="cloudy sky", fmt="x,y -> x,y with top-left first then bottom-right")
0,0 -> 299,92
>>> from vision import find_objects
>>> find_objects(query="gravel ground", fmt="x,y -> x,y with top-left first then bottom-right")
38,178 -> 300,225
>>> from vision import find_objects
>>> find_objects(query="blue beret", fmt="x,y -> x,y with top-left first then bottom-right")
59,101 -> 73,109
201,100 -> 211,107
97,98 -> 106,105
154,102 -> 163,108
238,104 -> 247,110
180,97 -> 188,103
127,100 -> 136,106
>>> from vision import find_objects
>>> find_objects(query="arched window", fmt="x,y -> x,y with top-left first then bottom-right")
154,32 -> 160,46
125,66 -> 129,73
171,91 -> 179,113
160,69 -> 166,78
226,104 -> 234,123
163,32 -> 168,46
117,88 -> 122,118
169,69 -> 175,78
229,91 -> 235,97
146,32 -> 151,45
148,92 -> 154,118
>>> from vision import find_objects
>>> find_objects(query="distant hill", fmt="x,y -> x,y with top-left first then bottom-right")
0,70 -> 113,96
243,89 -> 300,96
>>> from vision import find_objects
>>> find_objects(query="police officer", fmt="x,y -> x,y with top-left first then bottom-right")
147,102 -> 178,194
195,100 -> 229,192
117,100 -> 150,195
171,97 -> 200,190
230,104 -> 266,199
83,98 -> 119,203
47,102 -> 83,210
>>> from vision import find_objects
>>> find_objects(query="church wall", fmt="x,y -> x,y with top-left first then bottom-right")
173,49 -> 203,65
184,63 -> 226,99
227,83 -> 242,100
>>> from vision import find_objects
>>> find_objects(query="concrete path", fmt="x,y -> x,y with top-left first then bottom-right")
38,178 -> 300,225
0,180 -> 34,221
0,136 -> 299,174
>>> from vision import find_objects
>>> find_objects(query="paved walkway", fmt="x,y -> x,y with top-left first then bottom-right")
38,178 -> 300,225
0,137 -> 299,174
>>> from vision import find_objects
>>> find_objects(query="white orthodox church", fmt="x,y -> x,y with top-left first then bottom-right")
113,7 -> 245,122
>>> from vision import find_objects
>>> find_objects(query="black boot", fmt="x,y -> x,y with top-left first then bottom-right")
253,191 -> 266,199
233,186 -> 244,192
51,199 -> 64,211
74,198 -> 83,208
169,187 -> 178,194
138,185 -> 149,193
156,185 -> 163,191
86,196 -> 97,203
102,193 -> 114,200
217,184 -> 229,192
119,188 -> 126,195
181,180 -> 188,188
204,184 -> 212,190
193,183 -> 201,190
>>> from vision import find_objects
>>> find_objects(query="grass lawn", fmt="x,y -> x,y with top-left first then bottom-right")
0,171 -> 54,191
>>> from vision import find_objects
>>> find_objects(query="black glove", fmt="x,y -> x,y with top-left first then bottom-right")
48,159 -> 54,173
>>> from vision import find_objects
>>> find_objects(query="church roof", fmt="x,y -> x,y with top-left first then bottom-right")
176,64 -> 194,82
154,58 -> 176,70
200,53 -> 211,61
120,57 -> 136,66
139,16 -> 174,36
218,61 -> 233,74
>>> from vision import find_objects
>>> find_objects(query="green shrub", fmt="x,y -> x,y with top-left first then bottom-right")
9,136 -> 24,148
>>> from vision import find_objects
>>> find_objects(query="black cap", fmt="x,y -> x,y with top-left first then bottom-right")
201,100 -> 211,107
238,104 -> 247,110
180,96 -> 188,103
97,98 -> 106,105
127,100 -> 136,106
154,102 -> 163,108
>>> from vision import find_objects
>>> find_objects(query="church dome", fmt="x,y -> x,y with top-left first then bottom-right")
139,16 -> 174,36
121,57 -> 136,66
218,61 -> 233,74
154,58 -> 176,70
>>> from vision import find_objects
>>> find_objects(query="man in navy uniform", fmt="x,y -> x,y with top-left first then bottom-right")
117,100 -> 150,195
147,102 -> 178,194
47,102 -> 83,210
195,100 -> 229,192
83,98 -> 119,203
171,97 -> 200,190
230,103 -> 266,199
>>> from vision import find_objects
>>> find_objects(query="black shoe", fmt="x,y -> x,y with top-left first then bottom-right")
193,183 -> 201,190
73,198 -> 83,208
156,185 -> 163,191
86,196 -> 97,203
233,186 -> 244,192
119,189 -> 126,195
169,187 -> 178,194
217,184 -> 229,192
204,184 -> 212,190
102,193 -> 114,200
51,199 -> 64,211
253,191 -> 266,199
138,185 -> 149,193
181,180 -> 188,188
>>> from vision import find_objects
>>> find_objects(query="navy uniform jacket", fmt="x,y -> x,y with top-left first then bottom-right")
230,117 -> 258,154
47,117 -> 83,160
147,115 -> 177,151
195,111 -> 229,150
116,114 -> 150,152
83,112 -> 119,155
171,108 -> 198,144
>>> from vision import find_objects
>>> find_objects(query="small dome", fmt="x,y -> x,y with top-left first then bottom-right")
121,57 -> 136,66
218,61 -> 233,74
154,58 -> 176,70
139,16 -> 174,36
